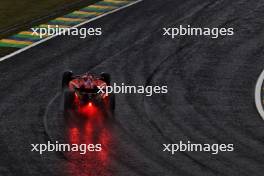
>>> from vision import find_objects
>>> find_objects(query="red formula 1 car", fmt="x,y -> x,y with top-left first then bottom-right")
61,71 -> 115,114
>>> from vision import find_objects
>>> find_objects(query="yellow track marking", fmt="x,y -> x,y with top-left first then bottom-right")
19,31 -> 40,36
73,11 -> 102,15
54,17 -> 85,22
0,39 -> 33,45
18,31 -> 48,37
39,24 -> 70,28
88,5 -> 116,9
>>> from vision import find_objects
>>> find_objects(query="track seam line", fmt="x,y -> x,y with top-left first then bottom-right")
255,69 -> 264,120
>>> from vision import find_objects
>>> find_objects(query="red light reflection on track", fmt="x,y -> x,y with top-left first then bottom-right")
69,127 -> 79,144
78,102 -> 98,118
65,105 -> 113,176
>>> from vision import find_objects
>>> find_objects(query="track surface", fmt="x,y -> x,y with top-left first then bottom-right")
1,0 -> 264,175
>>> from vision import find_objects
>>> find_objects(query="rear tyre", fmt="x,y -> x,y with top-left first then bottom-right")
100,72 -> 111,86
64,90 -> 74,111
109,94 -> 115,113
62,71 -> 73,89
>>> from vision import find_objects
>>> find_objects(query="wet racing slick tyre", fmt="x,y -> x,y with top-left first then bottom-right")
109,93 -> 115,113
64,90 -> 74,111
100,72 -> 111,86
62,71 -> 73,89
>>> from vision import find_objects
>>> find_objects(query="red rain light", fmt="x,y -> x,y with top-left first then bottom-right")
78,102 -> 98,117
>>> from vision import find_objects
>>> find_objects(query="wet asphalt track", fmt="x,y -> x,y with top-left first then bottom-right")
1,0 -> 264,175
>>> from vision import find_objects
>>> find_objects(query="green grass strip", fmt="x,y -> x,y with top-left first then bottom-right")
14,34 -> 42,40
64,13 -> 96,18
81,6 -> 114,12
0,42 -> 28,48
49,20 -> 80,25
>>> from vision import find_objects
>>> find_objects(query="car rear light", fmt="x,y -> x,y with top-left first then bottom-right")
78,101 -> 98,117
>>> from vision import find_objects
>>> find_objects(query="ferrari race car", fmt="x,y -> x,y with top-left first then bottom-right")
62,71 -> 115,113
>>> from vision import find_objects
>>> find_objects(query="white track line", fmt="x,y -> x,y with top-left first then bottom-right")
0,0 -> 142,62
255,69 -> 264,120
